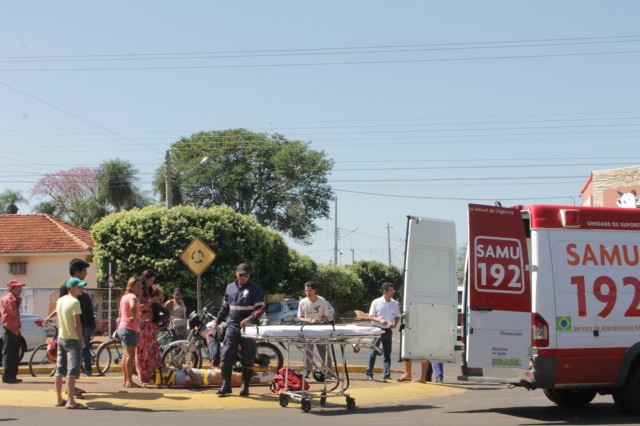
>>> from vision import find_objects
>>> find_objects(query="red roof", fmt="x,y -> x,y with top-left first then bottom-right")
0,214 -> 93,254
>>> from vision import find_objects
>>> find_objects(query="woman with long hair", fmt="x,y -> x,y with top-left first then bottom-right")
164,287 -> 187,339
135,268 -> 162,384
117,276 -> 142,388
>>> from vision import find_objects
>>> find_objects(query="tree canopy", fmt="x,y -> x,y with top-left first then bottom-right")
153,129 -> 334,242
96,159 -> 137,211
91,204 -> 291,298
314,264 -> 364,316
30,161 -> 150,228
0,189 -> 27,214
347,260 -> 403,308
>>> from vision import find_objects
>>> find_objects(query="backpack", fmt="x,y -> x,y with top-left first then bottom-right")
270,367 -> 310,393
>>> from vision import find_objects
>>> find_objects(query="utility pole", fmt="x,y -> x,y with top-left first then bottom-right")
350,248 -> 355,264
387,222 -> 392,266
165,150 -> 173,209
333,197 -> 338,265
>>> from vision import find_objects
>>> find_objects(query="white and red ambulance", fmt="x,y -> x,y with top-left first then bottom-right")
401,204 -> 640,414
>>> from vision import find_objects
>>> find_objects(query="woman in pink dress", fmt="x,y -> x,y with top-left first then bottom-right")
135,269 -> 162,384
117,276 -> 142,388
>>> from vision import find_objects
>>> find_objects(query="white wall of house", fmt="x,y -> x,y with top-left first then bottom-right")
0,253 -> 98,290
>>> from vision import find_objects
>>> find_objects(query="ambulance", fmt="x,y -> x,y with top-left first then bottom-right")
400,204 -> 640,414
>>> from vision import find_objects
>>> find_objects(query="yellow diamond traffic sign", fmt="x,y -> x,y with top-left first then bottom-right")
180,237 -> 216,277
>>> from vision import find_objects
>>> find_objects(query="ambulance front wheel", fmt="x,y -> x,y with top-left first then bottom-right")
543,388 -> 596,406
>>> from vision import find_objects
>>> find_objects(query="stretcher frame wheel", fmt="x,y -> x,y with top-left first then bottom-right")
279,394 -> 289,407
346,397 -> 356,409
301,398 -> 312,412
320,392 -> 327,406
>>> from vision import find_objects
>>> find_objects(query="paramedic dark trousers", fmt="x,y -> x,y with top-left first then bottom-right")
365,328 -> 392,379
220,325 -> 257,367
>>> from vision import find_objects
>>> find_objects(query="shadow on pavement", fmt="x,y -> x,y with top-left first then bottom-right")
455,402 -> 636,424
305,404 -> 434,416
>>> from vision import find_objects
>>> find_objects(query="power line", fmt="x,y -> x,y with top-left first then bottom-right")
334,188 -> 577,204
0,81 -> 163,154
2,34 -> 639,62
2,50 -> 639,72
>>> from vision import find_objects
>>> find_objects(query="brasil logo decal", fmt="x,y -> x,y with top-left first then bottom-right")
556,316 -> 571,331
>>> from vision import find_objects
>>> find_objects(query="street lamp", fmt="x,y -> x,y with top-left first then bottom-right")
165,151 -> 210,209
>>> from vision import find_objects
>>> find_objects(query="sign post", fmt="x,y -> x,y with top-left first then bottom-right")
179,237 -> 216,314
102,259 -> 118,336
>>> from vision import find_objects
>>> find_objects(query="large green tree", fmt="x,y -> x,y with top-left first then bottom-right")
153,129 -> 334,242
91,205 -> 290,298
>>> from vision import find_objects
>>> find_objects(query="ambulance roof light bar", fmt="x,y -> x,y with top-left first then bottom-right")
560,209 -> 580,229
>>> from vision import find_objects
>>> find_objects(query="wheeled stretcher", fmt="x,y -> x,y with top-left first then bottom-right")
243,323 -> 383,412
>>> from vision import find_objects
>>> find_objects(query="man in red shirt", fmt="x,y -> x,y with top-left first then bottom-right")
1,280 -> 26,384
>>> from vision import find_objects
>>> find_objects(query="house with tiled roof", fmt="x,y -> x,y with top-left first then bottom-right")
0,214 -> 96,289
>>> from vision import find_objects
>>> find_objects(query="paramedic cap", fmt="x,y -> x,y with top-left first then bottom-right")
66,277 -> 87,288
236,263 -> 251,274
7,279 -> 26,288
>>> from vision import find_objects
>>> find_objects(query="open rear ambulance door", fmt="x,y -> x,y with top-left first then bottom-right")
465,204 -> 531,372
401,216 -> 457,362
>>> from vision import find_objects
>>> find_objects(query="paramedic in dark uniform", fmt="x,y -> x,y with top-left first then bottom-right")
213,263 -> 265,396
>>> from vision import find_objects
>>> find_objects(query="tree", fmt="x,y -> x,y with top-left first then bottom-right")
30,163 -> 150,228
91,205 -> 291,298
96,159 -> 137,211
314,264 -> 364,316
153,129 -> 334,242
30,167 -> 99,224
0,189 -> 27,214
278,249 -> 318,297
348,260 -> 402,308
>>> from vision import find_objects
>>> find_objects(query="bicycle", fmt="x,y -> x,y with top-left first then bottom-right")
29,321 -> 101,377
161,307 -> 284,375
95,326 -> 178,375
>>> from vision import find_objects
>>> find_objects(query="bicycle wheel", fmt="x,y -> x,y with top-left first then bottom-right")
162,344 -> 200,369
254,342 -> 283,375
82,340 -> 102,375
96,340 -> 116,375
29,343 -> 56,377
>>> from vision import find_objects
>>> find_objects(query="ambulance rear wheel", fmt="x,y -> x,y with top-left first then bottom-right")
301,398 -> 311,412
613,364 -> 640,414
278,395 -> 289,407
543,389 -> 596,406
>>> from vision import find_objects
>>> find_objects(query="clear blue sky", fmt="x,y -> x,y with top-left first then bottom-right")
1,1 -> 639,268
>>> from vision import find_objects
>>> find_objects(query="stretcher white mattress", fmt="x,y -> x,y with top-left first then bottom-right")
243,324 -> 384,339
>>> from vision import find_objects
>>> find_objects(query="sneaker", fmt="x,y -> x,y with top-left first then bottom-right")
366,376 -> 373,381
303,370 -> 310,379
435,378 -> 443,383
383,375 -> 391,380
2,378 -> 22,384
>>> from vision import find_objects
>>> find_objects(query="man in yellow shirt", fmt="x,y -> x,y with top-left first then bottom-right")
54,278 -> 87,409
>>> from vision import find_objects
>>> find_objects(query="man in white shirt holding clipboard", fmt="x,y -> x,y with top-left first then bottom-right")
365,282 -> 400,381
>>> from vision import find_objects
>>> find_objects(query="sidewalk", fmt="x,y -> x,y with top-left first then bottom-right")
0,370 -> 468,412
